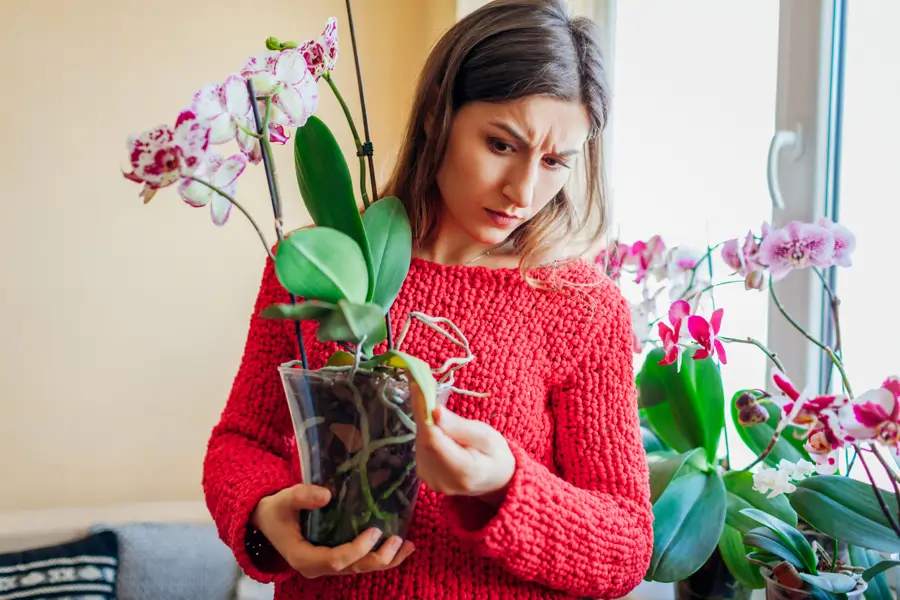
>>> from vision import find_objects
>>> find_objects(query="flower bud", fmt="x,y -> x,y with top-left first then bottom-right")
265,36 -> 282,51
739,405 -> 768,426
745,269 -> 766,291
281,40 -> 299,49
734,391 -> 756,410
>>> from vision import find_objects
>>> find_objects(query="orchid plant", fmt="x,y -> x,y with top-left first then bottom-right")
121,12 -> 484,547
604,218 -> 900,594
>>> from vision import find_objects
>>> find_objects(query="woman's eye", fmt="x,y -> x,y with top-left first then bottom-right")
489,139 -> 514,153
544,157 -> 569,170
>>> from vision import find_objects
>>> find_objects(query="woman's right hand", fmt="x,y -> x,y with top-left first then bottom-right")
250,483 -> 416,579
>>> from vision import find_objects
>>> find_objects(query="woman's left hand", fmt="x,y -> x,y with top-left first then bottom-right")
411,386 -> 516,505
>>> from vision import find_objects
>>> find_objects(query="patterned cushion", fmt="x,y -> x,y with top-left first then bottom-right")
0,530 -> 119,599
90,522 -> 240,600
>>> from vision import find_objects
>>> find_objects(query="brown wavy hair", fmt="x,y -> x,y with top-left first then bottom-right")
379,0 -> 611,284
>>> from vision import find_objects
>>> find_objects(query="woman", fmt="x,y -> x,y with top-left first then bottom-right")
203,0 -> 653,598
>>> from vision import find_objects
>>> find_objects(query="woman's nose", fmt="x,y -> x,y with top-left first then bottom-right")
502,160 -> 539,208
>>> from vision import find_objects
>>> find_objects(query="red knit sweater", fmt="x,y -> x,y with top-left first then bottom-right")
203,255 -> 653,600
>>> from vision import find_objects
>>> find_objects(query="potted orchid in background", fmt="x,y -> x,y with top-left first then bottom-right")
121,10 -> 484,549
600,215 -> 900,598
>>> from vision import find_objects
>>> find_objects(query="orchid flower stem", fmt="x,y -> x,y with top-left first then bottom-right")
719,336 -> 785,372
187,178 -> 275,263
769,276 -> 854,397
679,242 -> 724,301
323,73 -> 370,210
868,442 -> 900,525
236,123 -> 264,139
854,444 -> 900,539
343,0 -> 394,352
247,80 -> 308,370
740,429 -> 782,472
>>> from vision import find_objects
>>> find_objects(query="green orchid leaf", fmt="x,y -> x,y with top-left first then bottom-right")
362,196 -> 412,312
259,300 -> 336,321
326,350 -> 357,367
717,524 -> 766,589
723,470 -> 797,534
861,559 -> 900,583
274,227 -> 369,305
790,476 -> 900,554
730,390 -> 810,467
849,545 -> 894,600
360,319 -> 387,357
742,527 -> 806,570
641,425 -> 669,453
740,508 -> 817,573
316,301 -> 387,347
647,448 -> 709,504
637,347 -> 724,464
293,116 -> 375,300
361,350 -> 438,425
646,469 -> 727,582
798,572 -> 859,594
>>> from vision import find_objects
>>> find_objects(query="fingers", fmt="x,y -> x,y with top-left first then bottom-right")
288,484 -> 332,510
433,406 -> 499,453
291,527 -> 381,577
290,529 -> 416,578
386,541 -> 416,569
341,536 -> 415,573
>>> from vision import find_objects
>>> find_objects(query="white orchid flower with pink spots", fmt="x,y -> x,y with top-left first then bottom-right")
122,110 -> 210,203
240,48 -> 320,141
767,369 -> 847,474
836,377 -> 900,448
191,75 -> 257,158
757,221 -> 836,281
178,152 -> 248,226
299,17 -> 339,80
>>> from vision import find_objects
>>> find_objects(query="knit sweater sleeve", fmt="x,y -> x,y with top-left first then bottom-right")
443,276 -> 654,599
202,257 -> 317,584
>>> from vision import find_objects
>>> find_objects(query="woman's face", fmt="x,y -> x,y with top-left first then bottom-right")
434,95 -> 591,248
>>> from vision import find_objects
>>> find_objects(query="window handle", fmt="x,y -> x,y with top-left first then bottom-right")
767,125 -> 804,210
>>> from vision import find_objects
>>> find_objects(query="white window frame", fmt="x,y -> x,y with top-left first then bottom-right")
591,0 -> 843,394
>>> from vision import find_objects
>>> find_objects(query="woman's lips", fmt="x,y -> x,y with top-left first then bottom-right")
484,208 -> 522,228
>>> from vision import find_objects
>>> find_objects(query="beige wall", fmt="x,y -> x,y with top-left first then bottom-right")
0,0 -> 454,512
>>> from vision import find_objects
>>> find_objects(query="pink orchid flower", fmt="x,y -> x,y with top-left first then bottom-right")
837,376 -> 900,447
178,152 -> 248,226
757,221 -> 836,281
191,75 -> 257,158
626,235 -> 666,283
240,48 -> 320,137
299,17 -> 339,80
122,110 -> 210,203
687,308 -> 727,364
596,241 -> 630,281
817,216 -> 857,268
657,299 -> 691,368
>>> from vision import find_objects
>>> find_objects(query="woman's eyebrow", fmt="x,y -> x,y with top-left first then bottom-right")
488,120 -> 580,157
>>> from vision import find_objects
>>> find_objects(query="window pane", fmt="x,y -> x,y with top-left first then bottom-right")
830,2 -> 900,486
607,1 -> 779,466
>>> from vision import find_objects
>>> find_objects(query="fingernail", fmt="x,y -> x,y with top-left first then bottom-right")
387,537 -> 403,552
367,528 -> 382,541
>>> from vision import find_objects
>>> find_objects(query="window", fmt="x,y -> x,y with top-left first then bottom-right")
824,1 -> 899,488
603,1 -> 781,467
